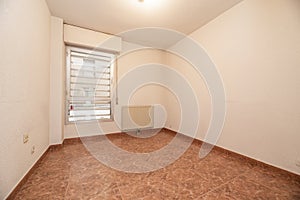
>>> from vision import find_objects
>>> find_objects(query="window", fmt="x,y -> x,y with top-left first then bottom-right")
66,46 -> 115,122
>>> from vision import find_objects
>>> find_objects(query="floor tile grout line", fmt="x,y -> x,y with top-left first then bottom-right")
198,166 -> 254,198
63,166 -> 72,199
246,176 -> 292,196
241,166 -> 295,195
116,182 -> 125,200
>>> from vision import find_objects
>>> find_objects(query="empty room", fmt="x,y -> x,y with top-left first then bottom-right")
1,0 -> 300,199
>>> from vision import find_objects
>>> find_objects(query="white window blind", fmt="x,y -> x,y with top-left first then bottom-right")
66,46 -> 115,122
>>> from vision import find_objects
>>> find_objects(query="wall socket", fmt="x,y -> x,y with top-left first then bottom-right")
23,133 -> 29,144
31,146 -> 35,155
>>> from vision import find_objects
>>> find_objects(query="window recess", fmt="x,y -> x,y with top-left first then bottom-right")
66,46 -> 115,122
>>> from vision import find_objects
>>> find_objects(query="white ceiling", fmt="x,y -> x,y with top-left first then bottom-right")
46,0 -> 243,45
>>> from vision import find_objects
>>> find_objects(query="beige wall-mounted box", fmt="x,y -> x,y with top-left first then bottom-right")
63,24 -> 122,52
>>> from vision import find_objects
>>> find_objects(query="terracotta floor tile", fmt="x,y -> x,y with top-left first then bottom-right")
202,175 -> 291,200
11,131 -> 300,199
244,165 -> 300,198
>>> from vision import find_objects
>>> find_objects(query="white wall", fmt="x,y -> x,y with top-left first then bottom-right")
49,16 -> 64,144
0,0 -> 51,198
117,47 -> 167,130
163,52 -> 211,138
165,0 -> 300,174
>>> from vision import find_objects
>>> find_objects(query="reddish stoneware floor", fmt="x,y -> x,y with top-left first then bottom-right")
12,130 -> 300,199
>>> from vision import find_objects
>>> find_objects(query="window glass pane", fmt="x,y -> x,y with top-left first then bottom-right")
67,46 -> 114,122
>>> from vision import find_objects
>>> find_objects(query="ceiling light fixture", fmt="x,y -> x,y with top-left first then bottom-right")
133,0 -> 162,9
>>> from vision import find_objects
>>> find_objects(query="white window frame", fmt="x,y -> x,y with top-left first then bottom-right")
65,46 -> 115,123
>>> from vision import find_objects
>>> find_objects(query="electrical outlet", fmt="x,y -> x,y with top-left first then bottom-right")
23,133 -> 29,144
31,146 -> 35,155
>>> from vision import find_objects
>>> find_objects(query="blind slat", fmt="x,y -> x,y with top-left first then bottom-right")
71,54 -> 112,63
70,75 -> 110,80
71,68 -> 110,74
67,46 -> 114,122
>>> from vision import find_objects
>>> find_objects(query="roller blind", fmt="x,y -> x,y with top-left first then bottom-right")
66,46 -> 115,122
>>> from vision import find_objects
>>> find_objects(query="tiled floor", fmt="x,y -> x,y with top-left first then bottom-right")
12,129 -> 300,199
